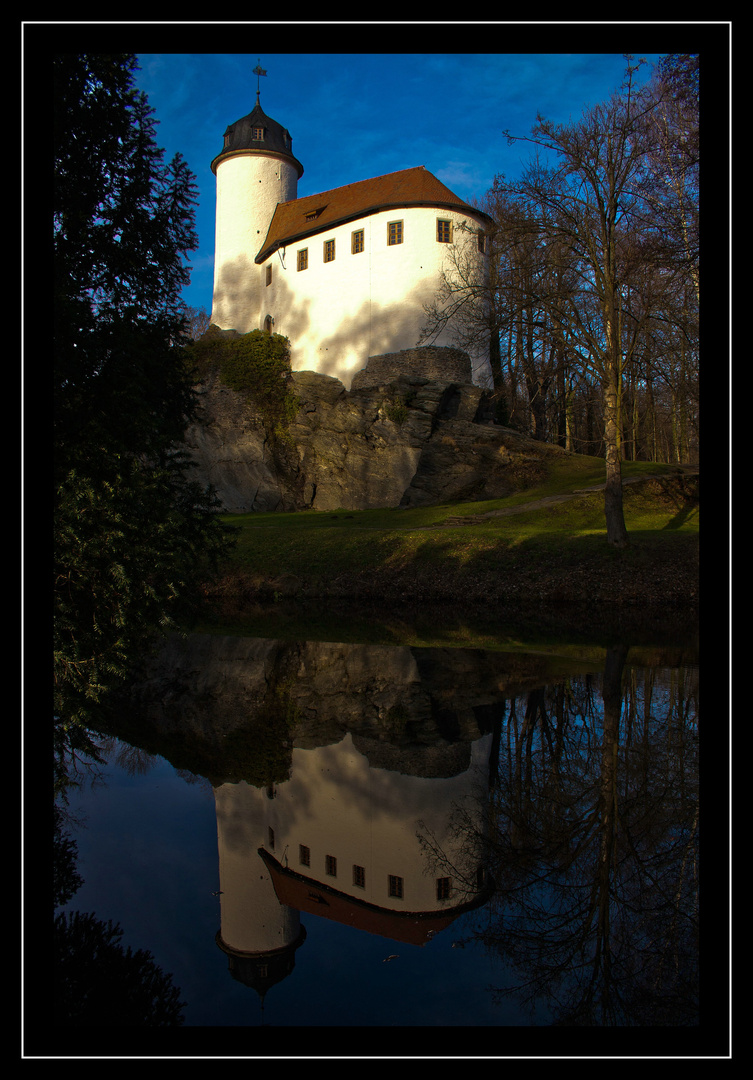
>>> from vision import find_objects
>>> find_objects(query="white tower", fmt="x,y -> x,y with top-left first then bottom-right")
210,89 -> 304,333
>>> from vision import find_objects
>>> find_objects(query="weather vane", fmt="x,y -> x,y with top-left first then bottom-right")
253,59 -> 267,102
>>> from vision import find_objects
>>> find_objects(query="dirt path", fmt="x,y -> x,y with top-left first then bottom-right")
436,468 -> 699,527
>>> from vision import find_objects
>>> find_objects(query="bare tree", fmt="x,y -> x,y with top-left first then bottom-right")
419,216 -> 504,392
497,58 -> 660,546
180,303 -> 211,341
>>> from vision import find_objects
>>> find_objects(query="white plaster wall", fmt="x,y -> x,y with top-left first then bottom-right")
261,205 -> 489,389
211,157 -> 491,389
214,781 -> 302,954
259,731 -> 491,913
211,154 -> 299,332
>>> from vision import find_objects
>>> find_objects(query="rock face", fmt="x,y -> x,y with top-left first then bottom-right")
185,349 -> 570,513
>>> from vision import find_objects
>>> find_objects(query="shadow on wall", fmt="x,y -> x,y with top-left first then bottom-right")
211,253 -> 260,334
303,283 -> 440,388
211,265 -> 450,390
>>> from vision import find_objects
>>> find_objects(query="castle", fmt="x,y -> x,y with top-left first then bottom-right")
209,87 -> 493,389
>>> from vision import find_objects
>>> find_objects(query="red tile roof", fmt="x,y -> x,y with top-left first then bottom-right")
255,166 -> 491,263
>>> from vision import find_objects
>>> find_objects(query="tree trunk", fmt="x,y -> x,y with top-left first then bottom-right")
489,324 -> 503,391
603,361 -> 629,548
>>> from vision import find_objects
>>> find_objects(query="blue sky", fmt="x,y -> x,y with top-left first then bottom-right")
125,40 -> 690,314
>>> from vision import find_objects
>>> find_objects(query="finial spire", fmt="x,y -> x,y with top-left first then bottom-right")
253,59 -> 267,104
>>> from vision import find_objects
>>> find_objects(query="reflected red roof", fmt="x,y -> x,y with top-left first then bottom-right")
255,166 -> 491,263
259,848 -> 482,947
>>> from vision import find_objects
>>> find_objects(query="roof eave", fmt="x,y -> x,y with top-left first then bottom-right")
211,146 -> 304,178
254,201 -> 493,264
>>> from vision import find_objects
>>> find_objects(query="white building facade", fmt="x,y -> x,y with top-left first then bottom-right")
210,95 -> 493,389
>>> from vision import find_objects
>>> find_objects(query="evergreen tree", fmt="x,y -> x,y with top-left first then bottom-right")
53,54 -> 233,731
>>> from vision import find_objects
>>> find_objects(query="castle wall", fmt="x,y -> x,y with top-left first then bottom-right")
260,205 -> 488,389
350,345 -> 473,391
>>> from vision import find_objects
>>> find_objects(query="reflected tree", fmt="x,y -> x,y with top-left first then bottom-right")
54,911 -> 186,1027
440,654 -> 699,1025
53,762 -> 188,1028
53,805 -> 84,909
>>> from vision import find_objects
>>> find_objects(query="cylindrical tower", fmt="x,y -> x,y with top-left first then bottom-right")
210,94 -> 303,333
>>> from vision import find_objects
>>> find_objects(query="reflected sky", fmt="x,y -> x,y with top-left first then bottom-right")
60,744 -> 530,1028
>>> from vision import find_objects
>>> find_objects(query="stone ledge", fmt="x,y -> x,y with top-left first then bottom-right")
350,346 -> 472,391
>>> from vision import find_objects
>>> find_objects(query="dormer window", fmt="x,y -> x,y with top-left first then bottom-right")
252,126 -> 264,140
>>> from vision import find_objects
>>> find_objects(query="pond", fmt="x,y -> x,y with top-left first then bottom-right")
49,619 -> 720,1055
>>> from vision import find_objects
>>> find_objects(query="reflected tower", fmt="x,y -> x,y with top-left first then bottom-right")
213,728 -> 493,1010
214,781 -> 306,1008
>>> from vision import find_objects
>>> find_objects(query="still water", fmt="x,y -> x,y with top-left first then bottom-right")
53,628 -> 705,1047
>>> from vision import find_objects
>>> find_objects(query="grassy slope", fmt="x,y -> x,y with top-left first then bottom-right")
212,456 -> 698,614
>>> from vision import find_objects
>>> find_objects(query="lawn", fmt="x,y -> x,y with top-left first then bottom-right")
223,455 -> 697,582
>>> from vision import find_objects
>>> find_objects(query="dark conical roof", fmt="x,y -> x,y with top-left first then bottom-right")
215,925 -> 307,1002
211,95 -> 304,177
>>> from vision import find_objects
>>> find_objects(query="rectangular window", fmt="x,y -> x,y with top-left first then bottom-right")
299,844 -> 310,867
297,248 -> 308,271
388,220 -> 403,246
353,865 -> 366,888
268,826 -> 275,849
437,219 -> 452,243
436,877 -> 452,900
265,264 -> 272,286
351,229 -> 365,254
325,854 -> 337,877
252,126 -> 264,140
324,238 -> 336,263
477,231 -> 486,253
388,874 -> 404,899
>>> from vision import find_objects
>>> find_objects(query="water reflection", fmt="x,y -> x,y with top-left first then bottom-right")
55,633 -> 700,1031
453,648 -> 700,1026
214,729 -> 493,1004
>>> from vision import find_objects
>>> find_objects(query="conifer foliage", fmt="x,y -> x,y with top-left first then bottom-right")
53,55 -> 233,730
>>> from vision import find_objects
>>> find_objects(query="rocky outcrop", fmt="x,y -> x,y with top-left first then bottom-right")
185,356 -> 572,513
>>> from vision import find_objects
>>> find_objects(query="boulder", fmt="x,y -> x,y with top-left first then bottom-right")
185,360 -> 569,513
